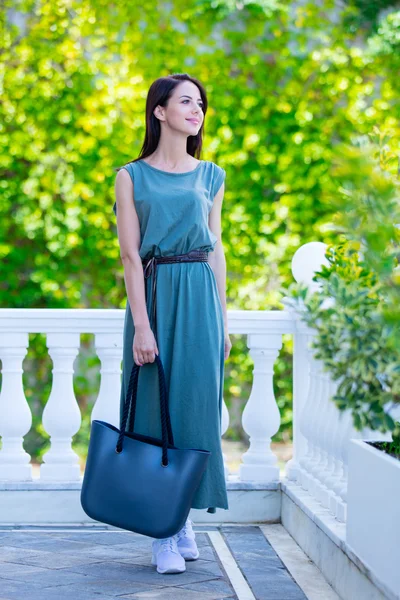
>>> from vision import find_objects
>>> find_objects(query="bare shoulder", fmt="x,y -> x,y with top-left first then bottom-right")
114,165 -> 138,218
115,166 -> 133,185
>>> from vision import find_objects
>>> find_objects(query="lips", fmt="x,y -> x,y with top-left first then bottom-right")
186,119 -> 200,124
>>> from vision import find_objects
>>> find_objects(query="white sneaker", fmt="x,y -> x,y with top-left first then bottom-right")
176,518 -> 199,560
151,535 -> 186,574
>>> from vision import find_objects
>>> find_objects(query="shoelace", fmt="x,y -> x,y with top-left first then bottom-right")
159,537 -> 176,552
177,519 -> 191,539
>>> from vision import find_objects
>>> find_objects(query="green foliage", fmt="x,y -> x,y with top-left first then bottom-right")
2,1 -> 400,459
344,1 -> 400,32
330,130 -> 400,336
287,136 -> 400,449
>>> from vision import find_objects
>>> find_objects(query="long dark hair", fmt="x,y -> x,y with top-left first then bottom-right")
115,73 -> 208,172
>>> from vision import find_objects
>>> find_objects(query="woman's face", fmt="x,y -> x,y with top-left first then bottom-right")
156,81 -> 204,135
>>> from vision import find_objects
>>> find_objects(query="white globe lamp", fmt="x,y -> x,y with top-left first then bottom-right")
291,242 -> 329,292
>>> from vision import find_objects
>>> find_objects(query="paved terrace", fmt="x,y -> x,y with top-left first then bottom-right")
0,524 -> 339,600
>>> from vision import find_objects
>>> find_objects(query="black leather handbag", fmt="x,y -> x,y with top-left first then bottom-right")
80,353 -> 211,539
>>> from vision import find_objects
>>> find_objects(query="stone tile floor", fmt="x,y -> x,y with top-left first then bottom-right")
0,525 -> 312,600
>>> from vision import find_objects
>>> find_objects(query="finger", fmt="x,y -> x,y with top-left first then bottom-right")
145,351 -> 155,363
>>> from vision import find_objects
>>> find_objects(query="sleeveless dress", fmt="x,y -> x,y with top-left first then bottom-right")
112,159 -> 229,514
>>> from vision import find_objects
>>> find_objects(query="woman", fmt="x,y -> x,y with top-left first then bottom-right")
113,73 -> 231,575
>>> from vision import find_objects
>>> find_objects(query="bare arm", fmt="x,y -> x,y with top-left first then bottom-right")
114,169 -> 158,364
208,181 -> 228,335
114,169 -> 149,327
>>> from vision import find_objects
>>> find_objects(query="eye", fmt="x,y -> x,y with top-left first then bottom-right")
182,100 -> 204,108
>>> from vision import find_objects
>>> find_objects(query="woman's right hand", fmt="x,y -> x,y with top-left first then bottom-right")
133,324 -> 159,366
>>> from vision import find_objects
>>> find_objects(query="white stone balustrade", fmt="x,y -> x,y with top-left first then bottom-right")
285,241 -> 392,524
0,307 -> 294,490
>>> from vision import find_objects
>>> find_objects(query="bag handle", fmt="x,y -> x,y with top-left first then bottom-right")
127,354 -> 174,447
115,355 -> 175,467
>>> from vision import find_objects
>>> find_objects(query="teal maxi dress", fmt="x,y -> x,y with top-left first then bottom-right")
112,159 -> 229,514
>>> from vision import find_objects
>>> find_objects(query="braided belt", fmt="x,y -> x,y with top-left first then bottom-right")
141,249 -> 209,342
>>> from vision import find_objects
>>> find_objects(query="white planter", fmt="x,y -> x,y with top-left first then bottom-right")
347,439 -> 400,599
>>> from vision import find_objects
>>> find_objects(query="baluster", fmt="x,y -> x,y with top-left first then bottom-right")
318,379 -> 342,511
0,333 -> 32,481
331,407 -> 358,522
327,407 -> 347,518
304,369 -> 324,499
312,372 -> 338,504
239,333 -> 282,482
92,333 -> 123,427
297,334 -> 317,489
298,341 -> 324,492
40,333 -> 81,481
284,324 -> 309,482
